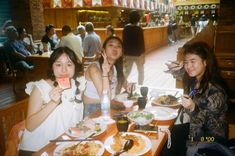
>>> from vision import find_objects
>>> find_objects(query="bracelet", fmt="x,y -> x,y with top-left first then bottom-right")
102,75 -> 109,77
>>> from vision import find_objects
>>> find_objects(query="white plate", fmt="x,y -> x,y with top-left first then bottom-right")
54,140 -> 104,156
144,106 -> 178,120
66,118 -> 107,138
104,132 -> 151,156
151,100 -> 181,107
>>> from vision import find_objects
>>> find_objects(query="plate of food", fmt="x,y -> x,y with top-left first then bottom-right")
54,140 -> 104,156
104,132 -> 151,156
144,106 -> 178,120
67,118 -> 107,138
151,94 -> 180,107
127,111 -> 154,125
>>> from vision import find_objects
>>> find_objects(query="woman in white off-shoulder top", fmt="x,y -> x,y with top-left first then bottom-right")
19,47 -> 83,155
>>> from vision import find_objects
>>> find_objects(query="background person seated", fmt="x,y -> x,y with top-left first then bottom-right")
16,27 -> 36,54
4,26 -> 33,71
41,24 -> 59,52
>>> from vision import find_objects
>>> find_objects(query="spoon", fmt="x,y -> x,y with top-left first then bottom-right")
114,139 -> 134,156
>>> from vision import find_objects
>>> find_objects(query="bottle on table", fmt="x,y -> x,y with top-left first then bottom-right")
101,90 -> 110,121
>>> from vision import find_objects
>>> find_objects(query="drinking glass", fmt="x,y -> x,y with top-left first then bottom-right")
140,86 -> 148,97
137,97 -> 147,109
116,116 -> 129,132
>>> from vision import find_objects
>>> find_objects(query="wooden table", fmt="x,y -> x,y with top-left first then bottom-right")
33,105 -> 179,156
27,52 -> 50,81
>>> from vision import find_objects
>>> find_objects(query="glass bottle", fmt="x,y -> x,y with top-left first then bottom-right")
101,90 -> 110,121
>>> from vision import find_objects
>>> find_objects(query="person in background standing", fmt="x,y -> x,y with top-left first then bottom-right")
122,10 -> 145,85
105,25 -> 115,38
58,25 -> 83,63
190,14 -> 197,37
77,25 -> 86,43
41,24 -> 59,52
196,14 -> 209,34
170,16 -> 178,43
83,22 -> 102,58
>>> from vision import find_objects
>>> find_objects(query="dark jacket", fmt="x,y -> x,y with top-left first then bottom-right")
122,24 -> 145,56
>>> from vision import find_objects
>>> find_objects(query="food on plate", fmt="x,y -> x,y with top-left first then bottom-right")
56,77 -> 71,89
69,119 -> 101,136
152,95 -> 178,105
127,111 -> 154,125
60,141 -> 101,156
111,133 -> 145,154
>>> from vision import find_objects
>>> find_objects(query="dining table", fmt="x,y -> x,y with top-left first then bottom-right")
32,87 -> 183,156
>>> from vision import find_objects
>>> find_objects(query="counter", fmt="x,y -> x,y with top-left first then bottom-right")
56,26 -> 168,54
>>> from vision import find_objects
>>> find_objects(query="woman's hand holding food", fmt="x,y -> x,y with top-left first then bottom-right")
49,86 -> 63,105
181,95 -> 195,112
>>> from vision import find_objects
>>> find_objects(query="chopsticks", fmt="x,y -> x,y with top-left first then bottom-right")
49,138 -> 95,142
50,132 -> 96,143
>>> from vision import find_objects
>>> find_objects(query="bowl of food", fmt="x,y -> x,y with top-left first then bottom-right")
123,100 -> 134,108
127,111 -> 154,126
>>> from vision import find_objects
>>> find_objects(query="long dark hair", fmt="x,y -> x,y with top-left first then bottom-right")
183,42 -> 227,95
99,36 -> 125,94
47,47 -> 82,94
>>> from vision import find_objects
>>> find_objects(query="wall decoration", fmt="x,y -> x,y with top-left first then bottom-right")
53,0 -> 62,7
190,5 -> 195,10
197,5 -> 202,9
211,4 -> 216,9
53,0 -> 62,8
83,0 -> 91,6
43,0 -> 51,8
183,5 -> 188,10
73,0 -> 83,7
92,0 -> 102,6
62,0 -> 72,7
203,4 -> 209,9
102,0 -> 112,6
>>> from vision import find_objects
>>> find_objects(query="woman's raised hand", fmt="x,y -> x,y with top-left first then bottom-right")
101,51 -> 111,76
181,95 -> 195,112
49,86 -> 63,105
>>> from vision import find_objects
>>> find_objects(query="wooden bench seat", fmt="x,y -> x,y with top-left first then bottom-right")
0,98 -> 28,154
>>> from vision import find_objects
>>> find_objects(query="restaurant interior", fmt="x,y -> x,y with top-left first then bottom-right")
0,0 -> 235,155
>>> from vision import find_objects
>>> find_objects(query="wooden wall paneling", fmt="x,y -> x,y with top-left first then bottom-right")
43,9 -> 56,26
55,9 -> 77,29
215,31 -> 235,54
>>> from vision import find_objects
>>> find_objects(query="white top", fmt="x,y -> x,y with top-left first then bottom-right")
19,79 -> 83,151
84,64 -> 117,100
58,32 -> 83,62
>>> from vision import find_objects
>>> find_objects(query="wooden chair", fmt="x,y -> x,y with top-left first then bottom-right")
0,98 -> 28,154
4,50 -> 29,93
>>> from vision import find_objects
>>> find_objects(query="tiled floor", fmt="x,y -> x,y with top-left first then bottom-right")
127,38 -> 188,88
